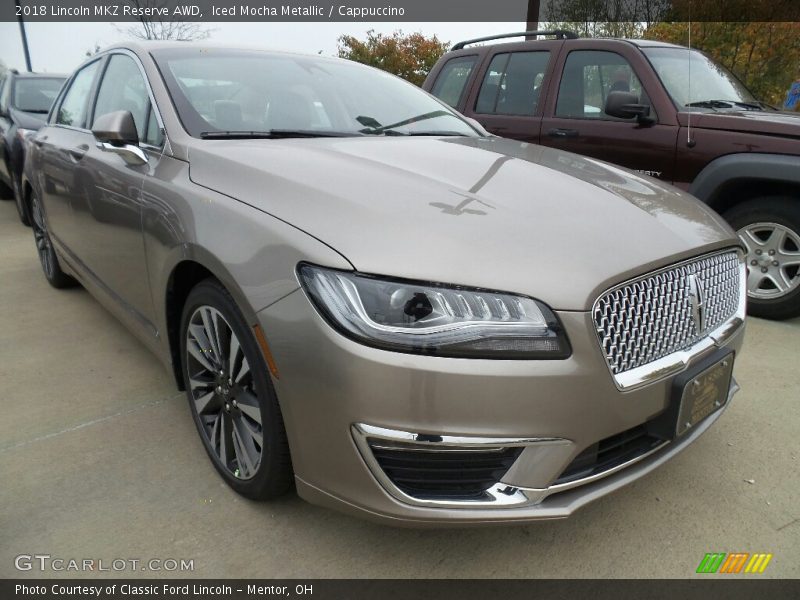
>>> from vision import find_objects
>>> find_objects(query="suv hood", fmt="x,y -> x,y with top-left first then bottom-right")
679,109 -> 800,139
189,136 -> 737,310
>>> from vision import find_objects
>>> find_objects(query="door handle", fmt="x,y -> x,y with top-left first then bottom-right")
547,128 -> 579,138
68,144 -> 90,160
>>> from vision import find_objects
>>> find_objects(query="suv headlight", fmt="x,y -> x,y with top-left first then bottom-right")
298,264 -> 570,359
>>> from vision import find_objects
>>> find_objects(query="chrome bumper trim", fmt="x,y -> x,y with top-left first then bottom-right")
352,377 -> 739,510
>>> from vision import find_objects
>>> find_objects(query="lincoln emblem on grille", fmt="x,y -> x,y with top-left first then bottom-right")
688,273 -> 707,333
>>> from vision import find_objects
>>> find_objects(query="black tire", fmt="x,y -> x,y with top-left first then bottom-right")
30,191 -> 78,289
724,197 -> 800,320
13,174 -> 31,226
180,278 -> 293,500
0,177 -> 13,200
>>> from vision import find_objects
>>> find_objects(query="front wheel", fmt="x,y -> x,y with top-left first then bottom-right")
180,279 -> 293,500
724,197 -> 800,320
30,192 -> 77,289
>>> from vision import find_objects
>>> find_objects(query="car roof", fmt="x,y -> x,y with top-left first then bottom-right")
9,71 -> 68,79
104,40 -> 334,60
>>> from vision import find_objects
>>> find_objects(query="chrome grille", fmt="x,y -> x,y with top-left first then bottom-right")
594,251 -> 742,375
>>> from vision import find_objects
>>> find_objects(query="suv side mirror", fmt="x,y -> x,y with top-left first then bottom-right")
92,110 -> 147,165
604,91 -> 653,124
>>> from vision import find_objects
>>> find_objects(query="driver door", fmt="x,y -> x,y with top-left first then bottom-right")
540,47 -> 678,182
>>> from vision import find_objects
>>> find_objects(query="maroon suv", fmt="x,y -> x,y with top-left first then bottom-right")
424,31 -> 800,320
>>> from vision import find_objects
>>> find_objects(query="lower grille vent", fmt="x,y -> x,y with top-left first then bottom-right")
554,424 -> 663,485
368,441 -> 523,500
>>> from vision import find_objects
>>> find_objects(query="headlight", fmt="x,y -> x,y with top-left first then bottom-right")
298,264 -> 570,359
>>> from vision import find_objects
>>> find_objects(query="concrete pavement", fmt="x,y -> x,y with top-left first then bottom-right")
0,198 -> 798,578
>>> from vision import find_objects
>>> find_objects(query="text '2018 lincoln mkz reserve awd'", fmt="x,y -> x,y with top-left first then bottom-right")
23,42 -> 746,526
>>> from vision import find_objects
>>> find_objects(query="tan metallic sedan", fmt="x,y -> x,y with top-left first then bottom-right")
22,42 -> 746,526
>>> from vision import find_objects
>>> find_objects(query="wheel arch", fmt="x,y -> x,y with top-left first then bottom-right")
162,247 -> 259,391
689,153 -> 800,214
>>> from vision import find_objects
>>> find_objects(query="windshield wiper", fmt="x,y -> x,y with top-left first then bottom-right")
381,131 -> 469,137
200,129 -> 360,139
357,110 -> 463,135
685,99 -> 765,111
19,109 -> 49,114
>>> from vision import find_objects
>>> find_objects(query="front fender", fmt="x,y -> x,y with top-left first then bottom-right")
690,153 -> 800,205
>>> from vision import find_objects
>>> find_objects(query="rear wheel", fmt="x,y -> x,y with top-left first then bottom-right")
724,197 -> 800,320
30,191 -> 77,289
180,279 -> 293,500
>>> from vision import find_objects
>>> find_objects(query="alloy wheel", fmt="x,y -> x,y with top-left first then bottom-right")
185,306 -> 263,480
31,194 -> 55,280
738,222 -> 800,299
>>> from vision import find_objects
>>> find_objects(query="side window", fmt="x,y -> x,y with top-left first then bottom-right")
57,60 -> 101,128
556,50 -> 652,120
94,54 -> 151,142
430,55 -> 478,109
475,52 -> 550,116
144,106 -> 164,147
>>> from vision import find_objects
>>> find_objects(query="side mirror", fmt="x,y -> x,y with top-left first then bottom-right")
604,91 -> 653,123
91,110 -> 147,165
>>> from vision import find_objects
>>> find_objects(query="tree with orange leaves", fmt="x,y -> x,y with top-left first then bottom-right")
337,30 -> 449,87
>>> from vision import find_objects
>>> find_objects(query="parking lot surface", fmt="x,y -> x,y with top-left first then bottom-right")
0,198 -> 798,578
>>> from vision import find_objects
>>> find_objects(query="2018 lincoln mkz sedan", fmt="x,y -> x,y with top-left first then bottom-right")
23,42 -> 746,526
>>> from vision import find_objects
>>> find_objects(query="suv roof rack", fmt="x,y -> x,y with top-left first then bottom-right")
451,30 -> 578,51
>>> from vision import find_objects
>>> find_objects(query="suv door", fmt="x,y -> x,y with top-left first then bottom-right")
465,47 -> 557,142
540,46 -> 679,182
74,52 -> 165,331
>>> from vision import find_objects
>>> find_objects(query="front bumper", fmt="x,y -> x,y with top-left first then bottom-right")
257,288 -> 745,526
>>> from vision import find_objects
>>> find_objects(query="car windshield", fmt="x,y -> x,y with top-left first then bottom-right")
642,47 -> 758,110
13,77 -> 65,113
152,48 -> 479,138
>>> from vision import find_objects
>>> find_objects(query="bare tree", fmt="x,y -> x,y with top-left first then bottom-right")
116,0 -> 213,41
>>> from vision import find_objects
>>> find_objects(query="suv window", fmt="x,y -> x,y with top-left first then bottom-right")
556,50 -> 651,120
94,54 -> 151,142
430,55 -> 477,109
57,60 -> 101,128
475,52 -> 550,116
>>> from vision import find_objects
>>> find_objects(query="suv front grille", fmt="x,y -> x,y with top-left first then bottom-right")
594,251 -> 741,375
367,441 -> 523,500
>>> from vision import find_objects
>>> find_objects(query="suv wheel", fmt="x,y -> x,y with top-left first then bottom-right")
30,191 -> 78,289
724,197 -> 800,320
180,279 -> 293,500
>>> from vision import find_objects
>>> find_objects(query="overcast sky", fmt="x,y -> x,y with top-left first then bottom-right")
0,21 -> 524,73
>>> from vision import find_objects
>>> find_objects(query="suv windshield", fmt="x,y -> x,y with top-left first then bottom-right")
152,48 -> 479,138
13,77 -> 66,113
643,47 -> 757,110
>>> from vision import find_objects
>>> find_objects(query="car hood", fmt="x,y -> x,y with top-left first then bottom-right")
679,109 -> 800,139
9,108 -> 48,130
189,136 -> 737,310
